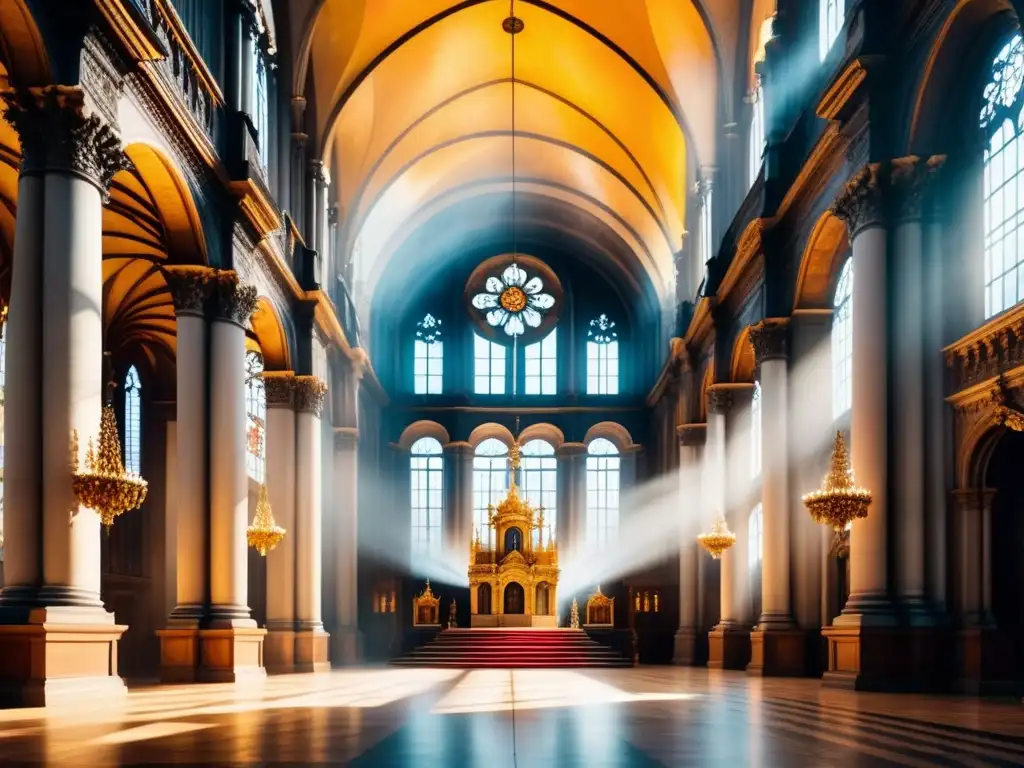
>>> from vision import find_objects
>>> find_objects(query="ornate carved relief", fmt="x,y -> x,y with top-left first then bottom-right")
945,309 -> 1024,391
262,372 -> 295,408
707,387 -> 733,415
749,319 -> 789,364
832,156 -> 947,235
830,163 -> 885,237
80,34 -> 123,129
164,265 -> 211,315
213,271 -> 259,326
295,376 -> 328,416
3,87 -> 129,191
889,155 -> 946,223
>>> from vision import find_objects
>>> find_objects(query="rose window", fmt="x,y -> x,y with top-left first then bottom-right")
471,263 -> 556,338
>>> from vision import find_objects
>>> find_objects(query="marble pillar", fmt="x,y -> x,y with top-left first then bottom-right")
0,87 -> 129,707
673,424 -> 705,665
444,442 -> 474,555
747,320 -> 805,676
263,372 -> 297,673
706,386 -> 749,669
556,442 -> 587,565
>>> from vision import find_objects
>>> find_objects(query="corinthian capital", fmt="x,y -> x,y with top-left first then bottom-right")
831,163 -> 885,238
889,154 -> 946,223
262,371 -> 295,408
707,386 -> 733,415
3,86 -> 129,192
164,266 -> 211,315
749,319 -> 788,364
295,376 -> 328,416
213,271 -> 259,326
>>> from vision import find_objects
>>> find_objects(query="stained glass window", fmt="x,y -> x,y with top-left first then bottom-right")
473,438 -> 509,549
749,83 -> 765,187
820,0 -> 844,62
587,315 -> 619,395
474,333 -> 506,395
832,259 -> 853,418
981,34 -> 1024,318
245,351 -> 266,482
524,329 -> 557,395
751,381 -> 762,479
124,366 -> 142,475
411,437 -> 443,554
471,263 -> 555,337
414,313 -> 443,395
520,440 -> 557,545
586,438 -> 620,547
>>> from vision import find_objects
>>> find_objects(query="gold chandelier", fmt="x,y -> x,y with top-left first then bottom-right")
71,405 -> 149,529
697,515 -> 736,559
246,483 -> 286,556
802,431 -> 872,531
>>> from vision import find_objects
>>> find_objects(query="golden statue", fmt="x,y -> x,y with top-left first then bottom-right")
468,439 -> 559,627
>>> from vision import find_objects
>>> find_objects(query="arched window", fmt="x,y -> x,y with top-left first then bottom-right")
520,440 -> 557,544
586,315 -> 619,395
473,438 -> 508,548
253,41 -> 270,170
749,82 -> 765,187
586,438 -> 620,547
819,0 -> 844,62
123,366 -> 142,475
245,351 -> 266,482
750,381 -> 762,479
832,258 -> 854,418
410,437 -> 443,554
474,333 -> 506,395
524,329 -> 557,395
414,313 -> 443,395
981,34 -> 1024,318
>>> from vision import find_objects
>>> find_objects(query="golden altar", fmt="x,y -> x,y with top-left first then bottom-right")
469,441 -> 559,627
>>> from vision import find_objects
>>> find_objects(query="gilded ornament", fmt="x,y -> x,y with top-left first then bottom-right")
697,516 -> 736,559
71,406 -> 148,529
569,597 -> 580,629
412,580 -> 441,626
246,483 -> 285,556
802,431 -> 872,531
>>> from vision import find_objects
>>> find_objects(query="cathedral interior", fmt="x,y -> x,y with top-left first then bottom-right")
0,0 -> 1022,764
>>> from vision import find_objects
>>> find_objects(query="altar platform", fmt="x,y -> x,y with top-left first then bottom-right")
391,628 -> 632,668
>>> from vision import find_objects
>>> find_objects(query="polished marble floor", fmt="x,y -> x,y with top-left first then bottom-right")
0,667 -> 1022,766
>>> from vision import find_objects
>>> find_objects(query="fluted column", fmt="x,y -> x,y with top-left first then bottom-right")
263,372 -> 297,673
0,87 -> 130,705
294,376 -> 330,671
674,424 -> 705,665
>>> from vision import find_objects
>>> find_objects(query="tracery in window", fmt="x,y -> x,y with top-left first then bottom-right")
473,333 -> 506,395
832,259 -> 853,418
414,313 -> 443,395
750,382 -> 762,479
473,438 -> 509,549
819,0 -> 844,62
524,329 -> 557,395
124,366 -> 142,476
749,82 -> 765,187
471,263 -> 555,337
587,315 -> 619,395
520,440 -> 557,544
586,438 -> 620,547
245,351 -> 266,482
410,437 -> 443,554
981,34 -> 1024,318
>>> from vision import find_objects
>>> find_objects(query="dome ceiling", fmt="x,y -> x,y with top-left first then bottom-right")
300,0 -> 727,301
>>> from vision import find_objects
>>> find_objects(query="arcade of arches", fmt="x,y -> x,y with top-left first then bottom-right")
0,0 -> 1020,715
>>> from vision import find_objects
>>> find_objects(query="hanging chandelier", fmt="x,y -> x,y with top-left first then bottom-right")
71,405 -> 149,529
697,515 -> 736,559
247,483 -> 286,556
802,431 -> 872,531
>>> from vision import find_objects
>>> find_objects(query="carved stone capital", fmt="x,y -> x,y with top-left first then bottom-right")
889,155 -> 946,223
749,319 -> 788,364
677,424 -> 707,447
262,371 -> 295,408
707,386 -> 733,415
3,86 -> 129,192
295,376 -> 328,416
164,266 -> 211,315
831,163 -> 885,238
212,271 -> 259,326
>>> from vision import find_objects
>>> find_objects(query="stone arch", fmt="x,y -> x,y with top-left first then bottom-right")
249,296 -> 291,371
959,416 -> 1004,490
793,211 -> 849,311
398,420 -> 451,450
517,422 -> 565,449
468,422 -> 516,449
0,0 -> 51,87
584,422 -> 635,452
730,326 -> 756,383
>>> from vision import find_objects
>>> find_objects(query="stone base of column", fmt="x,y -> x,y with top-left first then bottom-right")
196,626 -> 268,683
672,628 -> 699,665
294,628 -> 331,673
0,608 -> 126,708
264,629 -> 296,675
331,626 -> 363,666
821,624 -> 949,691
747,627 -> 809,677
157,627 -> 202,683
707,625 -> 750,670
954,627 -> 1014,694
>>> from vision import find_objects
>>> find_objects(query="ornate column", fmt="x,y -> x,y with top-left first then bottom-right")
158,267 -> 212,683
263,372 -> 297,673
706,386 -> 749,669
0,87 -> 131,706
747,320 -> 804,676
204,272 -> 266,681
294,376 -> 330,671
674,424 -> 705,665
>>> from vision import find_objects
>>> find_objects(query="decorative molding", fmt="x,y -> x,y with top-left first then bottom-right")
706,386 -> 733,415
212,271 -> 259,326
80,33 -> 124,130
262,371 -> 295,408
163,265 -> 211,315
677,423 -> 707,447
3,86 -> 129,192
295,376 -> 328,416
749,319 -> 789,364
945,304 -> 1024,393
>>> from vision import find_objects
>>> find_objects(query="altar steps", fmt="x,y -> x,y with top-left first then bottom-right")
392,628 -> 633,668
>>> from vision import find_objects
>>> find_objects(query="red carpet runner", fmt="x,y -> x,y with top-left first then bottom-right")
391,628 -> 632,668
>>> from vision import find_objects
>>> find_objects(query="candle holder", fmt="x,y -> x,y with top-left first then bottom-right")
246,483 -> 286,556
697,516 -> 736,559
71,405 -> 148,529
802,431 -> 872,531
